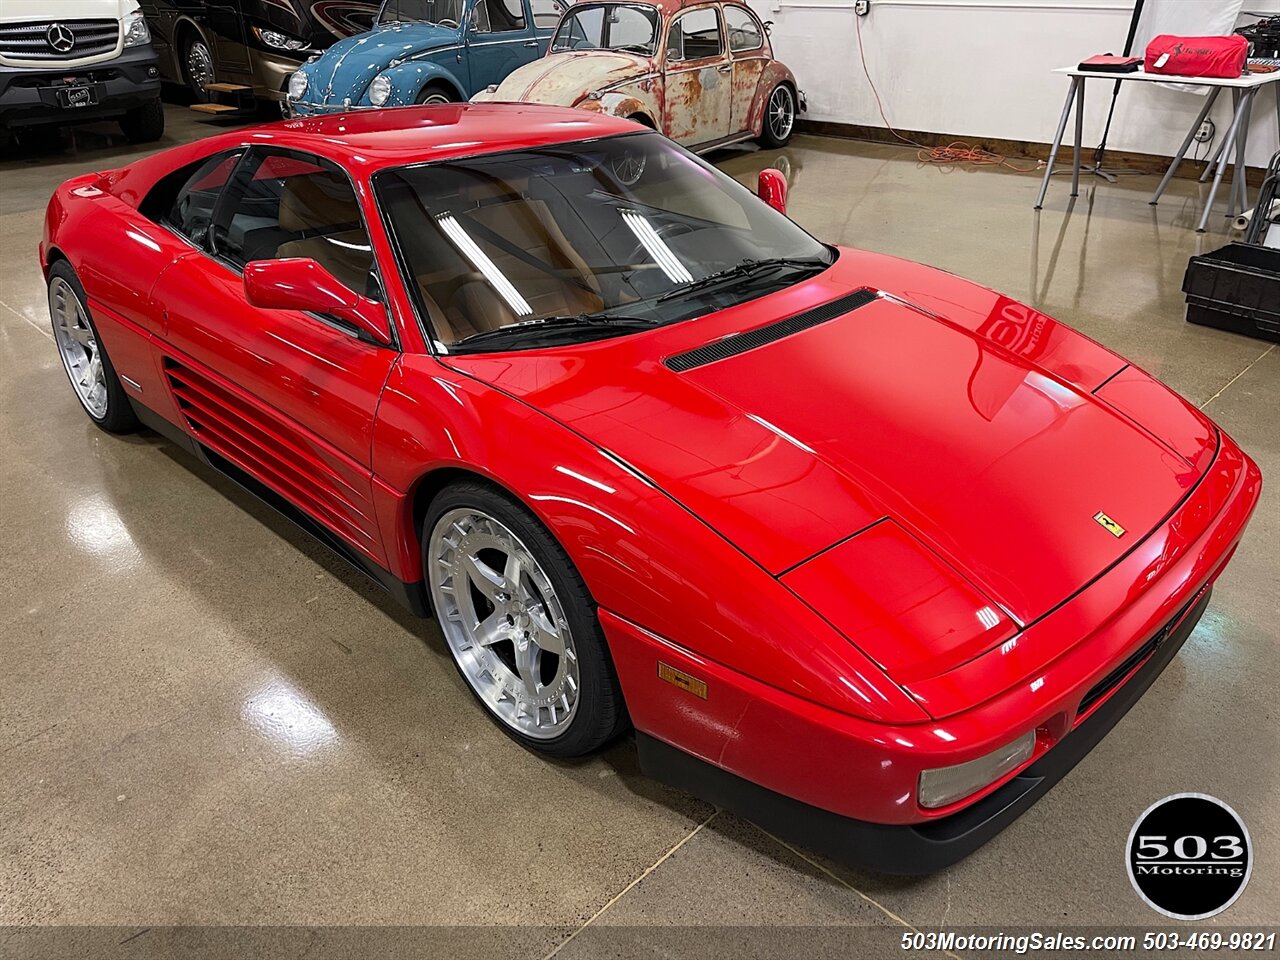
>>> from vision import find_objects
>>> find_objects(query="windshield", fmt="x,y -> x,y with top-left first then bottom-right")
376,133 -> 833,352
550,3 -> 659,55
377,0 -> 466,26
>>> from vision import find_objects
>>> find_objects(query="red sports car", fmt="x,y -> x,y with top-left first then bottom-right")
41,105 -> 1260,874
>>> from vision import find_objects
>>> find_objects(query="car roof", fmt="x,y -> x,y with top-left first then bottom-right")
174,103 -> 644,177
570,0 -> 739,15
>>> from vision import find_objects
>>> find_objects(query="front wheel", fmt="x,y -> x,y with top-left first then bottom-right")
757,83 -> 796,149
424,480 -> 628,757
416,83 -> 457,106
182,33 -> 215,101
48,261 -> 139,434
119,98 -> 165,144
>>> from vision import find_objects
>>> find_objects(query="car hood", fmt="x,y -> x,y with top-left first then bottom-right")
303,21 -> 461,102
483,51 -> 652,105
445,249 -> 1215,654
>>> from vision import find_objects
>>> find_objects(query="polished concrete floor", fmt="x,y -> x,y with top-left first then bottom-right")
1,107 -> 1276,954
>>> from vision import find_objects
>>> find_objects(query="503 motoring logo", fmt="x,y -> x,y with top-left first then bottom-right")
1127,794 -> 1254,920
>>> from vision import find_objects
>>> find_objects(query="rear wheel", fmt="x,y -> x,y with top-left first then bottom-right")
757,83 -> 796,148
424,480 -> 628,757
47,261 -> 139,434
119,98 -> 165,143
416,83 -> 457,106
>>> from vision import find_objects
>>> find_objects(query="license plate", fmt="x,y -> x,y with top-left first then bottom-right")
58,85 -> 96,108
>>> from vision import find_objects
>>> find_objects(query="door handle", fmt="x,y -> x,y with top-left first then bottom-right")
523,39 -> 538,46
717,63 -> 732,73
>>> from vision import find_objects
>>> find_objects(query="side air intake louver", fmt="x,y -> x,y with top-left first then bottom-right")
663,288 -> 877,372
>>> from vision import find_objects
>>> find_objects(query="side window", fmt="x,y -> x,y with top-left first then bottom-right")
212,149 -> 381,301
724,5 -> 762,53
667,7 -> 721,62
474,0 -> 525,32
159,150 -> 244,247
529,0 -> 562,29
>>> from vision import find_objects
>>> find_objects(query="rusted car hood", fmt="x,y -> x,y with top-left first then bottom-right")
483,51 -> 653,105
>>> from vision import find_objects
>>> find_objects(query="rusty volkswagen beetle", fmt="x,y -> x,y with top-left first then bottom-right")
471,0 -> 801,151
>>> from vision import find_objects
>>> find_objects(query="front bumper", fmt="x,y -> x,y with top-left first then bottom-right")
250,49 -> 305,102
286,98 -> 372,117
0,44 -> 160,128
637,586 -> 1210,875
606,435 -> 1260,874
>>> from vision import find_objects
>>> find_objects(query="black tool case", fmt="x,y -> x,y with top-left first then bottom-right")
1181,149 -> 1280,344
1182,244 -> 1280,343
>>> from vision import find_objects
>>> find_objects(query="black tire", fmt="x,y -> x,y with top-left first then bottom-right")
47,260 -> 140,434
757,82 -> 796,149
119,98 -> 165,144
415,82 -> 457,105
423,479 -> 629,757
180,30 -> 215,102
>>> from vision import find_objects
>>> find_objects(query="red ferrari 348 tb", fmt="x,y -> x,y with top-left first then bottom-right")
42,105 -> 1260,873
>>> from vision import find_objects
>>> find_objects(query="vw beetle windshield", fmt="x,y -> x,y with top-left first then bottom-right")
378,0 -> 466,26
550,3 -> 659,55
376,132 -> 833,352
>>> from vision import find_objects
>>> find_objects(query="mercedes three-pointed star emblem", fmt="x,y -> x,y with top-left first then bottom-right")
46,23 -> 76,54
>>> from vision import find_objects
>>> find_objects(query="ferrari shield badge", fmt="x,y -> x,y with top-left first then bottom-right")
1093,511 -> 1126,538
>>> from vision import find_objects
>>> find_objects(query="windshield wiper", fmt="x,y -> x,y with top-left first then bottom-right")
657,257 -> 828,303
451,312 -> 656,350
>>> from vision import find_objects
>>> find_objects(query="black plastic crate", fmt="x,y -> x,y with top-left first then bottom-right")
1182,242 -> 1280,343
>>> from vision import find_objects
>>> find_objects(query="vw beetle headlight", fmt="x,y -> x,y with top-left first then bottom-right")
123,10 -> 151,47
369,74 -> 392,106
287,70 -> 308,100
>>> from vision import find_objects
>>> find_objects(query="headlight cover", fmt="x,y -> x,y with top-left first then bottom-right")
369,74 -> 392,106
123,11 -> 151,47
253,26 -> 308,51
287,70 -> 308,100
918,730 -> 1035,809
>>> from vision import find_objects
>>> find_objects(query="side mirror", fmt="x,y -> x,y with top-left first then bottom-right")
757,167 -> 788,216
243,258 -> 392,347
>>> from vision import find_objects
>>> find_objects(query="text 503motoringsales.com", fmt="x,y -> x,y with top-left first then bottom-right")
901,931 -> 1278,953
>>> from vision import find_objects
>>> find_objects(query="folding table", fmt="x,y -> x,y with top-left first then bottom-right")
1035,66 -> 1280,232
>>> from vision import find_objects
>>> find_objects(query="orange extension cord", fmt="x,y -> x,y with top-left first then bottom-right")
854,15 -> 1041,172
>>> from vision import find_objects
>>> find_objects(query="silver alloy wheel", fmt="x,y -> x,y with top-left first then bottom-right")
610,148 -> 646,187
421,92 -> 451,105
186,38 -> 214,95
49,276 -> 108,419
768,85 -> 795,143
429,508 -> 580,739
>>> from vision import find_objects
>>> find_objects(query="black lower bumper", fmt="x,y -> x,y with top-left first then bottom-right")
636,586 -> 1211,876
0,45 -> 160,129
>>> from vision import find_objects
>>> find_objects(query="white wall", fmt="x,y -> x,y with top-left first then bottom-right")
752,0 -> 1280,167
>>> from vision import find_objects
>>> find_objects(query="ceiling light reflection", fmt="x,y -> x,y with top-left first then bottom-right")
242,678 -> 338,755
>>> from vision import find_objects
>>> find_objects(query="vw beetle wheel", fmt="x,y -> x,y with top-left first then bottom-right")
416,84 -> 456,106
758,83 -> 796,149
425,481 -> 628,756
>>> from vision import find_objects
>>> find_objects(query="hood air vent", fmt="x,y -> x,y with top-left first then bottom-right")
664,288 -> 877,373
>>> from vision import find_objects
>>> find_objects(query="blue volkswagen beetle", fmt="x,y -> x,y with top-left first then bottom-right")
287,0 -> 561,114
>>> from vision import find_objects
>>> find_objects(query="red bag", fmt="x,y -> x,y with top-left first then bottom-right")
1144,35 -> 1248,79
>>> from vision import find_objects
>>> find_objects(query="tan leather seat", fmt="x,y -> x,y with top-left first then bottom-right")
420,198 -> 602,344
273,175 -> 376,296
